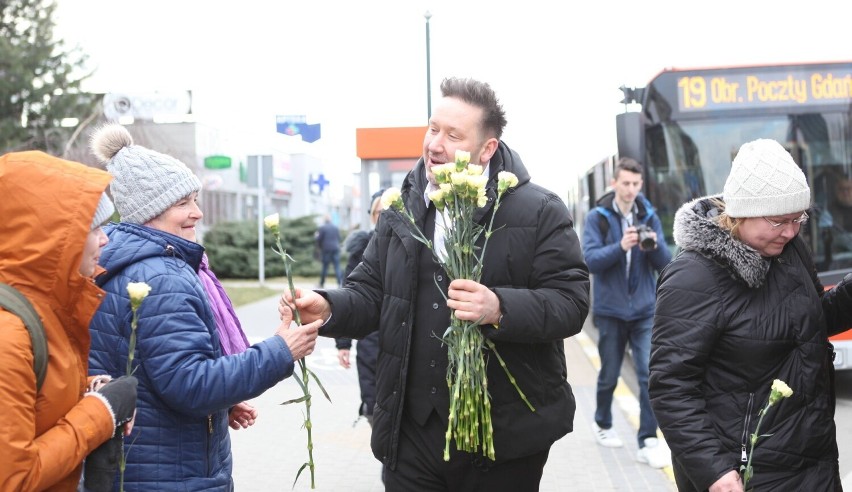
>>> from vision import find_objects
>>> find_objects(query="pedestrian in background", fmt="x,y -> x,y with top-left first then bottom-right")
650,138 -> 847,491
335,189 -> 385,427
581,157 -> 672,468
0,151 -> 137,491
281,77 -> 590,491
87,124 -> 320,491
316,214 -> 343,287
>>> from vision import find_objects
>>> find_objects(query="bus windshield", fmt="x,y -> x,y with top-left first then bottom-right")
642,98 -> 852,280
578,61 -> 852,369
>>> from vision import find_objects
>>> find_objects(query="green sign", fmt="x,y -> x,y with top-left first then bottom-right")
204,155 -> 232,169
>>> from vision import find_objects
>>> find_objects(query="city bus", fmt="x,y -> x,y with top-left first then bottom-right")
575,61 -> 852,370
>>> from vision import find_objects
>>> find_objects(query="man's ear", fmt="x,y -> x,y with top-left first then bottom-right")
479,138 -> 499,164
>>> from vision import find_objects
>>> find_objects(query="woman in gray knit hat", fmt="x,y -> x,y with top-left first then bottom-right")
649,138 -> 848,492
86,124 -> 321,491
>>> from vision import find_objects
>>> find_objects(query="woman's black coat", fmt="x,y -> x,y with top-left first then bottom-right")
650,196 -> 850,491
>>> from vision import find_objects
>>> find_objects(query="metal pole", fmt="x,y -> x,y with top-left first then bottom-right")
425,10 -> 432,120
257,157 -> 265,287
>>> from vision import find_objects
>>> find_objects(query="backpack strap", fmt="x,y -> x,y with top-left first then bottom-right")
0,283 -> 48,392
594,206 -> 613,239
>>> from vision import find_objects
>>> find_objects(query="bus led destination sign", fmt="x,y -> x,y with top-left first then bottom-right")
677,69 -> 852,111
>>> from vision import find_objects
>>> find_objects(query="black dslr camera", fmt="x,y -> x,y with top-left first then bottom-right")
634,224 -> 656,251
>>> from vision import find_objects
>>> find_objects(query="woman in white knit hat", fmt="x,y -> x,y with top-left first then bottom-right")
649,138 -> 848,491
86,124 -> 321,491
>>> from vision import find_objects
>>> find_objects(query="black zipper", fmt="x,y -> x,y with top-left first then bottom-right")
741,392 -> 754,462
207,414 -> 213,475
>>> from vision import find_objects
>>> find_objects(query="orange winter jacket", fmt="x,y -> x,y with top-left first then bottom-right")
0,151 -> 116,491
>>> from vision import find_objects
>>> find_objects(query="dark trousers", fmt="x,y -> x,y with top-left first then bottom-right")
384,410 -> 550,492
319,250 -> 342,287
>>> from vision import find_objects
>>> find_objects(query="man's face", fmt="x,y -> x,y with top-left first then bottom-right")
611,170 -> 643,208
422,96 -> 495,185
836,179 -> 852,207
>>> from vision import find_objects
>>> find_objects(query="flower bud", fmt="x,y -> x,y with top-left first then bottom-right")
769,379 -> 793,406
263,213 -> 280,232
454,149 -> 471,171
428,188 -> 446,211
497,171 -> 519,194
127,282 -> 152,309
381,188 -> 403,211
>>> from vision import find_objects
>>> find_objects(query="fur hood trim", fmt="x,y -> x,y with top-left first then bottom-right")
673,195 -> 770,289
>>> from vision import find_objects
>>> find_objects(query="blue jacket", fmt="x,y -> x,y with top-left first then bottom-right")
581,192 -> 671,320
89,223 -> 295,491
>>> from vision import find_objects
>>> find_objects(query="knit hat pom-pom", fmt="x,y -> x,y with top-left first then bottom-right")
90,124 -> 134,164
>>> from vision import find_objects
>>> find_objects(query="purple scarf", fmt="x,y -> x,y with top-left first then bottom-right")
198,254 -> 250,355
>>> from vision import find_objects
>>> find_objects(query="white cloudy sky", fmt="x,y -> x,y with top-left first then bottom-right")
53,0 -> 852,200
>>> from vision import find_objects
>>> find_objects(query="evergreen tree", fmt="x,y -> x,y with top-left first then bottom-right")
205,216 -> 332,279
0,0 -> 97,157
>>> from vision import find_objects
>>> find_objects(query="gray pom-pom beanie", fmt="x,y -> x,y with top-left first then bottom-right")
723,139 -> 810,218
90,124 -> 202,224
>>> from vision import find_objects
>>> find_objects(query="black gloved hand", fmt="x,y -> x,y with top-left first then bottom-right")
83,433 -> 122,492
98,375 -> 137,427
83,376 -> 138,492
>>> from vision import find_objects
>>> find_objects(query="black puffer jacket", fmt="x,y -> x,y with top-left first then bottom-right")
321,142 -> 590,469
650,196 -> 850,491
336,229 -> 378,418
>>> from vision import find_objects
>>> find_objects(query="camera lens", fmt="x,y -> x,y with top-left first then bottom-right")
636,225 -> 656,251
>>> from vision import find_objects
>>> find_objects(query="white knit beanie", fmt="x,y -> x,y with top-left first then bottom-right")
723,139 -> 810,218
89,124 -> 202,224
90,191 -> 115,230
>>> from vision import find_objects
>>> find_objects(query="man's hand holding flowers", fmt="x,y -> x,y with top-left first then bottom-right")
273,301 -> 321,361
446,279 -> 502,326
279,287 -> 332,326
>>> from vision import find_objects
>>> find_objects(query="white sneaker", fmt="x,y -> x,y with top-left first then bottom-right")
637,437 -> 672,468
592,422 -> 624,448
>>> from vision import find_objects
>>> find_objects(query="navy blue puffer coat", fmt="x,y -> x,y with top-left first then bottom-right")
89,223 -> 296,491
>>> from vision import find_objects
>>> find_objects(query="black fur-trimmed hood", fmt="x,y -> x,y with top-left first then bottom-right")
673,195 -> 770,289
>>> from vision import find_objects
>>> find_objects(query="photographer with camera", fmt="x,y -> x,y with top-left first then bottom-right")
581,157 -> 672,469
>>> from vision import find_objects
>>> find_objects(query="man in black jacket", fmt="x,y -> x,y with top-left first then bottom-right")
335,189 -> 384,427
316,215 -> 342,287
283,77 -> 589,491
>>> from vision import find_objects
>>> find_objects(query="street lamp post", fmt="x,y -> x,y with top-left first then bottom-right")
425,10 -> 432,120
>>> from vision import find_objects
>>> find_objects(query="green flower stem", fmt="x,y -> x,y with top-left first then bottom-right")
484,338 -> 534,412
126,308 -> 139,376
742,401 -> 771,491
740,383 -> 791,491
391,172 -> 528,462
272,231 -> 319,490
119,305 -> 141,492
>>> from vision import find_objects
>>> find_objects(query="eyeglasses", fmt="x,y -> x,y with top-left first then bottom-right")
762,212 -> 809,228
